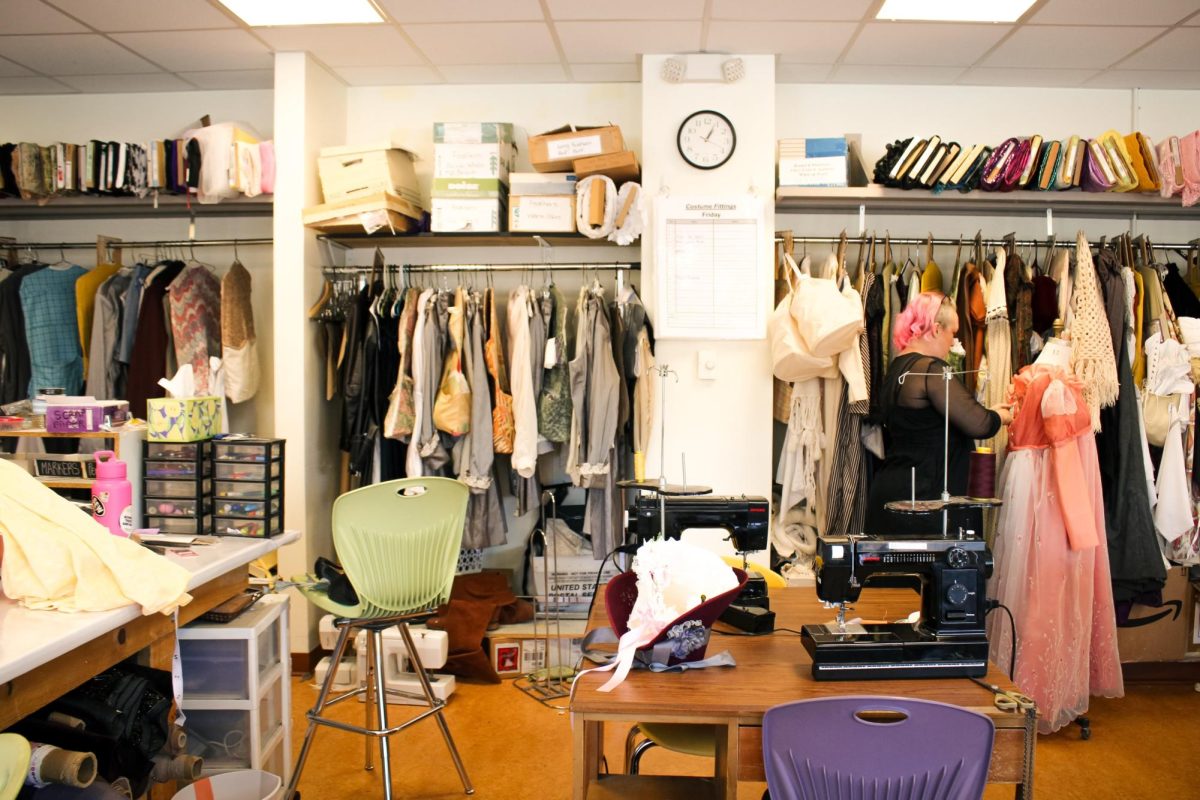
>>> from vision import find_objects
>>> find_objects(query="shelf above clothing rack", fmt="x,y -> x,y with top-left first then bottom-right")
776,186 -> 1200,220
6,237 -> 273,250
319,232 -> 638,249
0,195 -> 273,220
323,262 -> 639,273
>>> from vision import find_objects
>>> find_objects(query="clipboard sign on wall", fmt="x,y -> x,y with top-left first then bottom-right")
653,194 -> 766,340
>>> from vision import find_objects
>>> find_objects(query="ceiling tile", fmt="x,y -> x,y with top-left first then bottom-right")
0,75 -> 73,93
708,21 -> 854,60
546,0 -> 702,19
981,25 -> 1165,69
1085,69 -> 1200,89
378,0 -> 543,23
711,0 -> 873,21
57,72 -> 193,92
0,33 -> 158,74
110,30 -> 272,72
555,21 -> 701,62
176,69 -> 275,90
0,0 -> 87,33
843,22 -> 1011,67
1028,0 -> 1200,26
404,22 -> 559,64
831,64 -> 965,84
0,56 -> 34,76
958,67 -> 1098,87
1115,27 -> 1200,70
439,63 -> 568,83
333,65 -> 441,85
256,25 -> 424,67
776,63 -> 833,82
569,62 -> 640,81
46,0 -> 237,31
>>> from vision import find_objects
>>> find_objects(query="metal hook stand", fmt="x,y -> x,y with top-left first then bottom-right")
515,490 -> 576,707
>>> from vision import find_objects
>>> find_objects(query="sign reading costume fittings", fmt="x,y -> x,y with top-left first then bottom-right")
654,194 -> 765,339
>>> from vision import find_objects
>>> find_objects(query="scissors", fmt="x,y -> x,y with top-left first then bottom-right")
968,676 -> 1036,713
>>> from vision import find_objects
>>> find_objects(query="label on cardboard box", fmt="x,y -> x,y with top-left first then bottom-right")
510,195 -> 575,233
434,122 -> 515,144
546,135 -> 603,161
779,156 -> 848,188
433,143 -> 514,180
431,198 -> 504,233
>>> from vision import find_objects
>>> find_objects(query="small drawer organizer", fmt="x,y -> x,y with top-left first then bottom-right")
210,437 -> 286,538
143,439 -> 214,535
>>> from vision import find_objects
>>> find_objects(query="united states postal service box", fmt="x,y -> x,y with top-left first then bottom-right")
147,396 -> 222,442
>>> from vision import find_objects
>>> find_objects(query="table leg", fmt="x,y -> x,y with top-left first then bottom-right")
713,723 -> 739,799
572,718 -> 602,800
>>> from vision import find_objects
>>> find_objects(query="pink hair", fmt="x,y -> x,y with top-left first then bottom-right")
893,291 -> 950,353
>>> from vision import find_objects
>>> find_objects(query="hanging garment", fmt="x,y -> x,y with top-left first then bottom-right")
920,258 -> 942,293
989,364 -> 1123,735
374,286 -> 405,482
864,272 -> 885,421
485,288 -> 515,455
86,268 -> 131,399
221,261 -> 259,404
568,287 -> 621,558
339,283 -> 370,457
617,285 -> 653,479
1069,234 -> 1119,430
984,250 -> 1012,469
404,288 -> 435,478
168,264 -> 222,396
1094,246 -> 1126,361
0,263 -> 46,405
417,291 -> 451,475
116,262 -> 153,366
1162,262 -> 1200,319
126,262 -> 184,418
823,273 -> 872,539
75,262 -> 119,374
507,286 -> 538,479
459,290 -> 506,549
631,325 -> 656,482
383,287 -> 420,440
21,264 -> 87,398
538,285 -> 573,443
1131,269 -> 1146,387
955,260 -> 986,394
1144,332 -> 1194,543
880,259 -> 896,370
1004,251 -> 1034,370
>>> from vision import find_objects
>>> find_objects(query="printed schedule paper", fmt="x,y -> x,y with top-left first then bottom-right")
654,194 -> 765,339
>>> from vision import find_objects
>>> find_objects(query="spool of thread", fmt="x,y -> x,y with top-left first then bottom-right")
966,447 -> 997,500
25,743 -> 97,788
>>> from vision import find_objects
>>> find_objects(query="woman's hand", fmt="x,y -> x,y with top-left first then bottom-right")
991,403 -> 1015,426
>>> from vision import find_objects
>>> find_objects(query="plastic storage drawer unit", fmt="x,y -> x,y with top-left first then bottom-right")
215,479 -> 281,500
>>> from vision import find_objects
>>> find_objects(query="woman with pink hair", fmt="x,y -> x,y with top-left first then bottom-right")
864,292 -> 1013,535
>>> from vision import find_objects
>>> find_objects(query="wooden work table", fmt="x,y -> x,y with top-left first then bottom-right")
0,531 -> 299,732
571,585 -> 1036,800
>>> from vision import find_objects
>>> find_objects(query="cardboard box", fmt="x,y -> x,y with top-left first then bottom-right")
433,142 -> 515,181
490,640 -> 523,676
431,177 -> 507,199
1117,566 -> 1191,662
509,194 -> 576,233
510,172 -> 577,196
302,192 -> 422,235
431,197 -> 505,233
528,125 -> 624,172
318,142 -> 420,205
433,122 -> 515,145
146,396 -> 222,443
573,150 -> 640,184
531,553 -> 619,607
778,137 -> 849,188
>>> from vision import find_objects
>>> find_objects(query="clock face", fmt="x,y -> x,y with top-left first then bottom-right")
677,110 -> 736,170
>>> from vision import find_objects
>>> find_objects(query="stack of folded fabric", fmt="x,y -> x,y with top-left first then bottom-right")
871,129 -> 1198,204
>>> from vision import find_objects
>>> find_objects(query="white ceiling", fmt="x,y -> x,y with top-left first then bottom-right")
0,0 -> 1198,95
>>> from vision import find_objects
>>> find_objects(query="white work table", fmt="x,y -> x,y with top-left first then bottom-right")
0,530 -> 300,731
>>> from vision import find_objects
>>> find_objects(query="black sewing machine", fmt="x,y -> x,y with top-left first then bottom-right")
626,494 -> 775,633
800,533 -> 993,680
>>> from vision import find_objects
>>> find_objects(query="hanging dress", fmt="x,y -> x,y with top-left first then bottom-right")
989,362 -> 1124,734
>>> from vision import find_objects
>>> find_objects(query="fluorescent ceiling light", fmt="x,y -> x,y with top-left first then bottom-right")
216,0 -> 383,26
876,0 -> 1036,22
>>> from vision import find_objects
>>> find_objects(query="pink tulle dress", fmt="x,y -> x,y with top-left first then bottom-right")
988,365 -> 1125,734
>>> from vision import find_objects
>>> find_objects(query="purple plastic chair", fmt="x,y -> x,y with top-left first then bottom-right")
762,696 -> 994,800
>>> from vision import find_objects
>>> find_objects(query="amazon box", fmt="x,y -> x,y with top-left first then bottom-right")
1117,566 -> 1190,662
528,125 -> 624,172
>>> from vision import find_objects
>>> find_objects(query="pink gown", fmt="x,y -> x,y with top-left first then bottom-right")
988,365 -> 1124,734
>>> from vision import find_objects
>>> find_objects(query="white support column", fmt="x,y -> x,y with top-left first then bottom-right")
272,52 -> 347,658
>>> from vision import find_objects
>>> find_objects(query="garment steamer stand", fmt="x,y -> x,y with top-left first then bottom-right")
516,491 -> 577,705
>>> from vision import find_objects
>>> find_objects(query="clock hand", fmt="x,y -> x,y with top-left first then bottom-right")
703,125 -> 715,142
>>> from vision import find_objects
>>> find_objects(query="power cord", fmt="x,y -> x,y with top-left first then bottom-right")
986,600 -> 1017,682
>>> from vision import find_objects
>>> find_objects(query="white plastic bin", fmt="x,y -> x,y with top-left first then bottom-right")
171,770 -> 282,800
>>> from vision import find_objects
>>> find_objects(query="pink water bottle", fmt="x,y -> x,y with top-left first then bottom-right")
92,450 -> 133,537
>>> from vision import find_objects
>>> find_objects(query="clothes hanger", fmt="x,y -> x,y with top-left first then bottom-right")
924,233 -> 934,267
47,244 -> 75,271
308,274 -> 333,320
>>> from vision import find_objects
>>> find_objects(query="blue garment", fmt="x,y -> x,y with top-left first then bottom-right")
20,264 -> 87,398
117,262 -> 152,365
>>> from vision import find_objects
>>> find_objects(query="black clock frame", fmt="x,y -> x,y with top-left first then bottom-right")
677,109 -> 736,170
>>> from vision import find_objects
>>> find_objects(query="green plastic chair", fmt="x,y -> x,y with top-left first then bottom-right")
285,478 -> 474,800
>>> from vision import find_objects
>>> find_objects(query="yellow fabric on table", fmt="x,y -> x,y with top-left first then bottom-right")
0,460 -> 191,614
75,262 -> 120,373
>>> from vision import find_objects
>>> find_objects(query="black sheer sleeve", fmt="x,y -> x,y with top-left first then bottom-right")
895,355 -> 1001,439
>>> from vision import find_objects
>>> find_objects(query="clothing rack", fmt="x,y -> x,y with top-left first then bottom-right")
7,238 -> 273,250
775,234 -> 1198,252
322,262 -> 639,274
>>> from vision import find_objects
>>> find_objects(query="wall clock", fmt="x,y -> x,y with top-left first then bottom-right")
677,110 -> 736,170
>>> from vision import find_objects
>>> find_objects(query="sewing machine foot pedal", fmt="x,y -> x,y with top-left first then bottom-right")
719,603 -> 775,634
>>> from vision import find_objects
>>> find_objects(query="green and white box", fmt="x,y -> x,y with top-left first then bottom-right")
509,172 -> 577,196
433,142 -> 515,181
431,177 -> 507,199
431,197 -> 505,233
433,122 -> 515,145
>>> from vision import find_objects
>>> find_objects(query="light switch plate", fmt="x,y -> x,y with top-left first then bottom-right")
698,350 -> 717,380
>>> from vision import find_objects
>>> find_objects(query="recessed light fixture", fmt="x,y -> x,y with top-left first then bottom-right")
876,0 -> 1036,23
216,0 -> 384,26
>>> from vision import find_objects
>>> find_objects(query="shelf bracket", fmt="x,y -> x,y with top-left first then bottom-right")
858,204 -> 866,237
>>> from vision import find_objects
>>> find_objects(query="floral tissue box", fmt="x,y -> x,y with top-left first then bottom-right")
147,396 -> 222,442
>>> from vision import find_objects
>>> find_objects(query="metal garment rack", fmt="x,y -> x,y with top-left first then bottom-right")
775,234 -> 1199,252
321,262 -> 640,274
6,238 -> 273,250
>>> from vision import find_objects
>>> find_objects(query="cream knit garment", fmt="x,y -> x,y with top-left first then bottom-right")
1068,231 -> 1119,431
0,460 -> 192,614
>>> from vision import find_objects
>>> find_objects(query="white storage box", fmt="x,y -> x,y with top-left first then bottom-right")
431,197 -> 505,232
433,142 -> 515,181
510,172 -> 577,196
531,554 -> 619,606
318,143 -> 420,205
433,122 -> 515,144
778,137 -> 849,187
509,195 -> 576,233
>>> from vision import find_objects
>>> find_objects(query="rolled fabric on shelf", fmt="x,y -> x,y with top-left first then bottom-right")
575,174 -> 617,239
